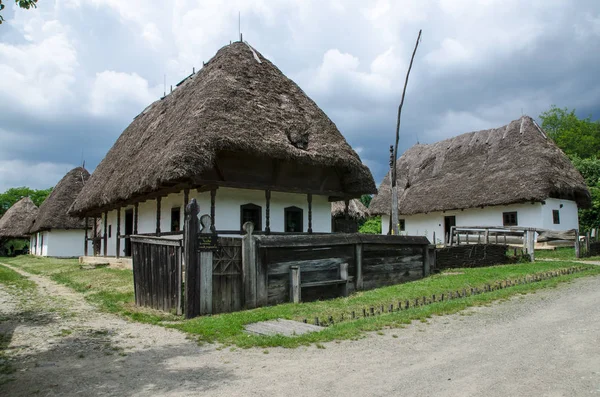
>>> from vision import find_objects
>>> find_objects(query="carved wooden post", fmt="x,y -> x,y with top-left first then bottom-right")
84,217 -> 89,256
242,222 -> 257,309
210,188 -> 216,233
184,199 -> 199,318
156,197 -> 161,237
290,265 -> 301,303
133,203 -> 138,234
575,229 -> 580,258
307,193 -> 313,234
103,211 -> 108,257
199,214 -> 213,315
116,208 -> 121,259
355,243 -> 363,290
265,190 -> 271,234
484,229 -> 489,244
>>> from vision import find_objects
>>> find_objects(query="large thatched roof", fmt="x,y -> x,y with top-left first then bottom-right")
0,197 -> 38,239
30,167 -> 90,233
332,199 -> 368,219
370,116 -> 591,216
70,41 -> 375,215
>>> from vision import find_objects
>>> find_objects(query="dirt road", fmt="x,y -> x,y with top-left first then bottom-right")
1,266 -> 599,397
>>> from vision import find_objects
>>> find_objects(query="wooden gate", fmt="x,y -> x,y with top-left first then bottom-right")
130,236 -> 182,314
212,238 -> 243,313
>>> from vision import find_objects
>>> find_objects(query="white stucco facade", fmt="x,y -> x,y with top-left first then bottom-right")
30,229 -> 90,257
381,198 -> 580,244
99,187 -> 333,258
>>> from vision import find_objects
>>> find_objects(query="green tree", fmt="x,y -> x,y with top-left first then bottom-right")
539,106 -> 600,158
359,194 -> 372,208
570,156 -> 600,231
0,186 -> 52,217
0,0 -> 38,25
359,216 -> 381,234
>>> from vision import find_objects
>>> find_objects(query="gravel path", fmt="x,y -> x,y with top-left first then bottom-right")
1,265 -> 599,396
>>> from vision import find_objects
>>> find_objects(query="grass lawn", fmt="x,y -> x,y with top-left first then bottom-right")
1,256 -> 599,348
535,247 -> 600,261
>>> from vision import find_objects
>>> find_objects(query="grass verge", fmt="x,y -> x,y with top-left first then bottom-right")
1,256 -> 599,348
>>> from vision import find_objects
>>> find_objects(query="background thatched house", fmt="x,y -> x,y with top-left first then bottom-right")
29,167 -> 90,257
69,41 -> 375,258
0,197 -> 38,252
331,199 -> 368,232
370,116 -> 591,243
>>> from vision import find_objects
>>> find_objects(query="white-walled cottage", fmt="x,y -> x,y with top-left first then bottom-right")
69,42 -> 375,259
369,116 -> 591,243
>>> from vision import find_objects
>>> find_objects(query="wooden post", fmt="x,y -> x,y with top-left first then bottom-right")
103,211 -> 108,257
265,190 -> 271,234
432,231 -> 436,245
575,229 -> 580,258
307,193 -> 313,234
290,265 -> 301,303
210,188 -> 216,233
183,189 -> 189,215
199,214 -> 213,315
528,229 -> 535,262
423,245 -> 432,276
344,199 -> 350,221
355,243 -> 363,290
116,208 -> 121,259
184,199 -> 199,318
339,262 -> 349,297
156,197 -> 161,236
242,222 -> 257,309
522,230 -> 528,254
586,231 -> 591,257
84,217 -> 89,256
133,203 -> 138,234
485,229 -> 490,244
93,216 -> 98,256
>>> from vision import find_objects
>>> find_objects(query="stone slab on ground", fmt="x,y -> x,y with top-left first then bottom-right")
244,319 -> 324,336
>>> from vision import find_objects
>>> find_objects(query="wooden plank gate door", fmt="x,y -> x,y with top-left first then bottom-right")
130,235 -> 183,315
212,238 -> 243,313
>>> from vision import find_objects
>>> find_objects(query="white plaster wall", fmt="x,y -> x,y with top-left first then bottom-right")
40,231 -> 49,256
380,201 -> 581,243
126,187 -> 331,236
541,199 -> 579,231
44,229 -> 88,257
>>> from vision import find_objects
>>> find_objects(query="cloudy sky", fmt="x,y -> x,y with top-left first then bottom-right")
1,0 -> 599,192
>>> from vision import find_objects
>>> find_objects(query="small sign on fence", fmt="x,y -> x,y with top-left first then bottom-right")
197,234 -> 218,251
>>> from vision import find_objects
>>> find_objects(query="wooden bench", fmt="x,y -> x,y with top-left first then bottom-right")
289,262 -> 348,303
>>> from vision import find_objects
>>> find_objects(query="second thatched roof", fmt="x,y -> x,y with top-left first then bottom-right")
370,116 -> 591,216
0,197 -> 38,239
29,167 -> 90,233
331,199 -> 368,219
70,41 -> 375,215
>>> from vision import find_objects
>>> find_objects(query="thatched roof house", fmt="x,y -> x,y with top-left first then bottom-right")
30,167 -> 90,233
370,116 -> 591,217
0,197 -> 38,239
332,199 -> 368,219
70,41 -> 375,217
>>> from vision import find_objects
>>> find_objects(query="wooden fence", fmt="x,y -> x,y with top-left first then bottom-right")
130,235 -> 182,315
435,244 -> 512,270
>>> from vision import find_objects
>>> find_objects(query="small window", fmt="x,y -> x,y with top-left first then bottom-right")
171,207 -> 181,232
284,206 -> 303,232
240,203 -> 262,231
553,209 -> 560,224
503,212 -> 518,227
399,219 -> 406,232
108,225 -> 112,238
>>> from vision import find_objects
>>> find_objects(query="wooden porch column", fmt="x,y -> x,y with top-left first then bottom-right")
93,216 -> 98,256
103,211 -> 108,257
156,197 -> 161,237
307,194 -> 313,234
265,190 -> 271,234
183,188 -> 190,213
133,203 -> 138,234
84,217 -> 89,256
210,188 -> 216,233
116,208 -> 121,259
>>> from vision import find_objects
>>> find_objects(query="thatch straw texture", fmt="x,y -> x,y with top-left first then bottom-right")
370,116 -> 591,216
30,167 -> 90,233
331,199 -> 368,219
0,197 -> 38,239
70,42 -> 374,215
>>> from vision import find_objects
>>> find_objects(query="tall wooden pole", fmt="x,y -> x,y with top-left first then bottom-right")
391,29 -> 422,235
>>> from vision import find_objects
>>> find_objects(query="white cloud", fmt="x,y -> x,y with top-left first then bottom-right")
0,19 -> 78,115
89,71 -> 160,116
